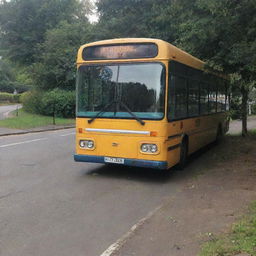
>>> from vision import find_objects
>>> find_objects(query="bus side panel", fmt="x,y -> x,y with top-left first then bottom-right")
166,121 -> 183,168
166,113 -> 228,167
166,137 -> 181,168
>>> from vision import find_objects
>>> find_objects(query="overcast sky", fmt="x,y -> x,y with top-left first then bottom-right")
87,0 -> 99,23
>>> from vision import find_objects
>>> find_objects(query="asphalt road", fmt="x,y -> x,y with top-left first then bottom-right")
0,129 -> 182,256
0,104 -> 22,120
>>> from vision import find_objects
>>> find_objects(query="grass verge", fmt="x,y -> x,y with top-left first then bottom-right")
249,129 -> 256,136
200,201 -> 256,256
0,108 -> 75,129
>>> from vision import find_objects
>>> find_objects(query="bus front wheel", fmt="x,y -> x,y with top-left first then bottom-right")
177,139 -> 188,170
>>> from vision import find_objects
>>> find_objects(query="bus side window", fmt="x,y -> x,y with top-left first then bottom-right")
225,82 -> 230,111
218,79 -> 226,112
188,79 -> 199,117
209,82 -> 217,113
168,75 -> 187,120
168,75 -> 175,120
200,83 -> 208,115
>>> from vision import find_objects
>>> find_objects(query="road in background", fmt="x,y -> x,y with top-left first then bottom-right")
0,104 -> 22,120
228,115 -> 256,134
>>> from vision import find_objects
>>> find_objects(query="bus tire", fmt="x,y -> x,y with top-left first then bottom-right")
177,138 -> 188,170
215,125 -> 223,144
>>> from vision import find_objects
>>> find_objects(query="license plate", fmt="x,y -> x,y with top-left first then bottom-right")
104,157 -> 124,164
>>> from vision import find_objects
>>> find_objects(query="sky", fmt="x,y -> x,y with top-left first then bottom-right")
87,0 -> 99,23
88,12 -> 99,23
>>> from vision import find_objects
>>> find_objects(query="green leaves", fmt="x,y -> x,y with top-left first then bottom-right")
32,20 -> 92,91
0,0 -> 89,65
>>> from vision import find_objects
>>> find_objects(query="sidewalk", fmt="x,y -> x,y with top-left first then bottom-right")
0,124 -> 75,137
109,136 -> 256,256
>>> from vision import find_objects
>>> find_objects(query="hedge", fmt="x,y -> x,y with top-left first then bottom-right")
252,104 -> 256,115
21,89 -> 75,118
0,92 -> 21,103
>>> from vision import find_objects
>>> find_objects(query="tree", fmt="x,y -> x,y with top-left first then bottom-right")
0,58 -> 15,93
0,58 -> 32,93
0,0 -> 84,64
32,20 -> 93,91
96,0 -> 175,40
174,0 -> 256,136
95,0 -> 199,42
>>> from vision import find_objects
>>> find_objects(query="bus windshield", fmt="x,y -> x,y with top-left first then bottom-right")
76,63 -> 165,120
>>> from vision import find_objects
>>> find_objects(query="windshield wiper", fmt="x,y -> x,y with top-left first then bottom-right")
87,100 -> 145,125
118,101 -> 145,126
87,100 -> 116,124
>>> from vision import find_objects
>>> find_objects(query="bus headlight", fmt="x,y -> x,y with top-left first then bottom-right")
150,144 -> 158,153
140,143 -> 158,153
79,140 -> 95,149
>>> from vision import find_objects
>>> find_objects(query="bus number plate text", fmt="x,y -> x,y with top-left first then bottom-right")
104,157 -> 124,164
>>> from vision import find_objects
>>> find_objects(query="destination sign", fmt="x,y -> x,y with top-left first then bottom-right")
82,43 -> 158,60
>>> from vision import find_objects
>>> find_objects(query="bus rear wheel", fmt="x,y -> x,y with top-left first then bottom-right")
215,125 -> 223,144
177,139 -> 188,170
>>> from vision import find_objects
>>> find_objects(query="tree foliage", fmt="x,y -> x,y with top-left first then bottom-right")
0,0 -> 86,64
0,0 -> 255,134
174,0 -> 256,135
0,59 -> 15,93
32,20 -> 93,91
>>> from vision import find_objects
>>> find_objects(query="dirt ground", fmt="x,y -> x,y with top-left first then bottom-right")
114,123 -> 256,256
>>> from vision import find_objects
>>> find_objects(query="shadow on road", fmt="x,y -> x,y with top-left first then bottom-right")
84,164 -> 175,183
78,142 -> 221,184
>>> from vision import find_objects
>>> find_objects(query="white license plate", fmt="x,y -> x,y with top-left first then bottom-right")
104,157 -> 124,164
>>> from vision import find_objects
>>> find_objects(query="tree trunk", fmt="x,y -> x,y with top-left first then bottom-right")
241,85 -> 248,137
52,102 -> 56,125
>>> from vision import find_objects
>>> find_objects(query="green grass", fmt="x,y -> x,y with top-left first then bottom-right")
0,108 -> 75,129
200,202 -> 256,256
249,129 -> 256,136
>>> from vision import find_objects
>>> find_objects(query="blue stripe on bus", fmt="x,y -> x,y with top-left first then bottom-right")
74,154 -> 168,170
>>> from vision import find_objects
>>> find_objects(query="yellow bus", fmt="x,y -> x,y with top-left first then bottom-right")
74,38 -> 229,170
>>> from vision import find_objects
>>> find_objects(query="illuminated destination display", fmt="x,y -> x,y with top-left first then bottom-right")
82,43 -> 158,60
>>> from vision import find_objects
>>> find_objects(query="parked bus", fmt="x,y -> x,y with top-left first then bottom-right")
74,38 -> 229,170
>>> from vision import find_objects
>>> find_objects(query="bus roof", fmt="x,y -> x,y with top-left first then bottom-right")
77,38 -> 205,70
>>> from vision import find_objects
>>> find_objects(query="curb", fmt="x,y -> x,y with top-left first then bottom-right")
0,125 -> 75,137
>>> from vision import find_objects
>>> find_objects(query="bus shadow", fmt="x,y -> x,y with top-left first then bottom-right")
84,164 -> 176,184
187,142 -> 216,166
80,141 -> 223,184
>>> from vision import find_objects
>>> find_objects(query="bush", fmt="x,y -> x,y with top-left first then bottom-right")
41,89 -> 76,118
21,91 -> 43,114
21,89 -> 75,118
13,94 -> 21,103
0,92 -> 21,103
252,104 -> 256,115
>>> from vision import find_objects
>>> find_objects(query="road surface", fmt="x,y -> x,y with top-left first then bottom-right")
0,104 -> 22,120
0,129 -> 182,256
0,117 -> 255,256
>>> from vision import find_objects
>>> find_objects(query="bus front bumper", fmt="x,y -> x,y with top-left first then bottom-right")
74,154 -> 168,170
